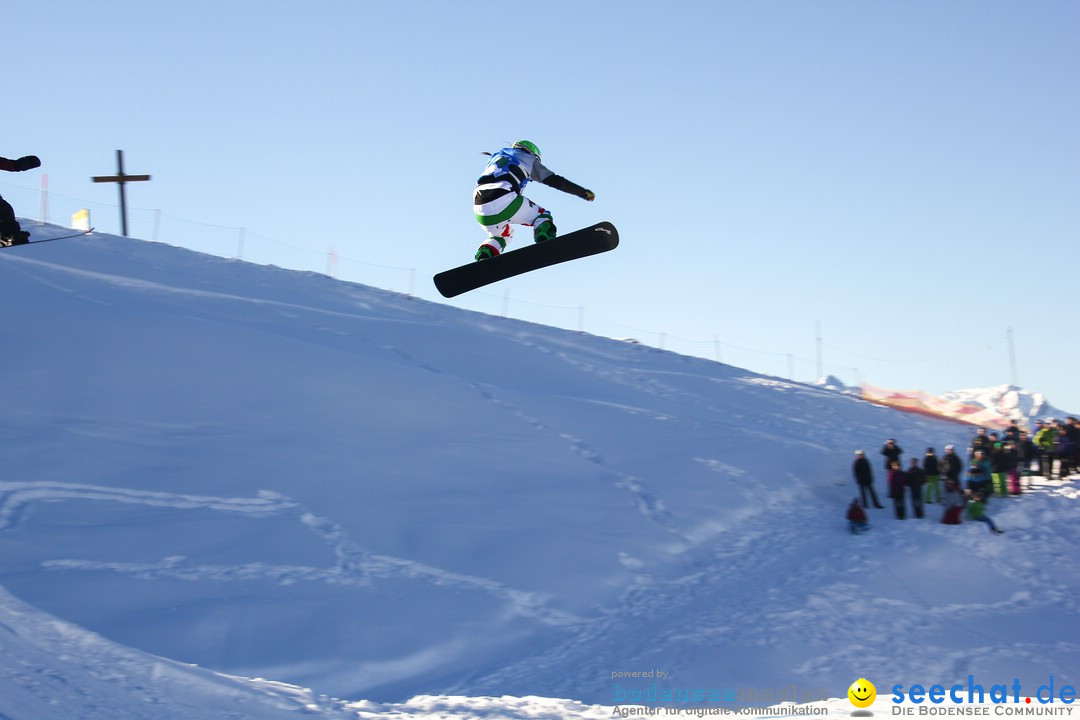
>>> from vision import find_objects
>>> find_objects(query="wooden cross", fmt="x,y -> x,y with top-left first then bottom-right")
92,149 -> 150,237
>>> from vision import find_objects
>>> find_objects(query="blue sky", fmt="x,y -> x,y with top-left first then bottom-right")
6,0 -> 1079,411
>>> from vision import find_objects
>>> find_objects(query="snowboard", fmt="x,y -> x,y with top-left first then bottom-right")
0,227 -> 95,249
434,221 -> 618,298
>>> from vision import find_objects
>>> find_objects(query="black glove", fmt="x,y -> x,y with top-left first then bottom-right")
14,155 -> 41,171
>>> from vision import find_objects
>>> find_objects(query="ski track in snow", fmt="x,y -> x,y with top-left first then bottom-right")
0,481 -> 294,531
471,380 -> 679,533
457,477 -> 1080,700
379,339 -> 682,536
0,481 -> 577,627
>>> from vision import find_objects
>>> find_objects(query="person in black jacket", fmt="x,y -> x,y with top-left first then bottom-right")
1055,419 -> 1076,478
0,153 -> 41,246
881,439 -> 903,471
970,428 -> 992,460
906,458 -> 926,518
1069,418 -> 1080,477
1017,431 -> 1037,489
888,460 -> 908,519
941,444 -> 964,486
853,450 -> 884,509
923,448 -> 942,503
1062,418 -> 1079,478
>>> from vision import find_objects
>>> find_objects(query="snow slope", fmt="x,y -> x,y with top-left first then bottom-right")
0,224 -> 1077,718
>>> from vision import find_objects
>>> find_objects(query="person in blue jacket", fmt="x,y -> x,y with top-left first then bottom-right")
472,140 -> 594,261
966,449 -> 993,501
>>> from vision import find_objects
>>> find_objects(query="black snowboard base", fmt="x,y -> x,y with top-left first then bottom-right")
434,221 -> 618,298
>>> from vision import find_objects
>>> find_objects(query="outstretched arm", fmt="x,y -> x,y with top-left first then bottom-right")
530,158 -> 595,201
541,173 -> 595,201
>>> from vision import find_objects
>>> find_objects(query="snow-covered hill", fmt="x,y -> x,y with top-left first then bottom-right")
0,224 -> 1077,719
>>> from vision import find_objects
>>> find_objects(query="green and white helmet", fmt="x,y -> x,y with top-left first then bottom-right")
512,140 -> 541,160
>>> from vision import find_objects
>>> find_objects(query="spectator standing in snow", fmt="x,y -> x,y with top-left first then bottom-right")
923,447 -> 942,504
881,439 -> 903,472
1068,418 -> 1080,477
1055,420 -> 1075,478
887,460 -> 907,519
846,499 -> 870,534
990,441 -> 1016,497
970,428 -> 992,460
1017,431 -> 1037,489
852,450 -> 884,509
906,459 -> 926,518
1034,421 -> 1057,479
941,445 -> 964,487
941,479 -> 965,525
966,449 -> 993,500
1004,420 -> 1022,444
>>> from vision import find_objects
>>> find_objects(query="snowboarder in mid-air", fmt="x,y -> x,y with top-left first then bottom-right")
473,140 -> 594,261
0,153 -> 41,246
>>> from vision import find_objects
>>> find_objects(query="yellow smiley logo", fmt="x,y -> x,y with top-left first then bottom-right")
848,678 -> 877,709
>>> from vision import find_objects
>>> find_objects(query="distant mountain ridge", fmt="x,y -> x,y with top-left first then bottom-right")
940,384 -> 1073,425
815,378 -> 1073,429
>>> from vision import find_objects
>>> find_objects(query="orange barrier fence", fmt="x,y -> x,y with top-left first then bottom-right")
861,384 -> 1012,429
